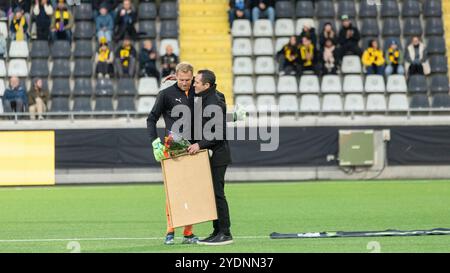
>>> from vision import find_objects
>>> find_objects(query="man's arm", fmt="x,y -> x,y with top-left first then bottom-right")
146,90 -> 165,142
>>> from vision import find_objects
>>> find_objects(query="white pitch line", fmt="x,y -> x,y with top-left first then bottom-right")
0,236 -> 268,243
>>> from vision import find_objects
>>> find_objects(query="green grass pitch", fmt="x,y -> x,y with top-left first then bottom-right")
1,180 -> 450,253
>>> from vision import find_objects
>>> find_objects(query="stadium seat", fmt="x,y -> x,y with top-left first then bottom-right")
234,76 -> 253,95
72,96 -> 92,112
275,1 -> 294,18
316,1 -> 335,19
256,95 -> 276,112
425,18 -> 444,37
95,79 -> 114,96
160,20 -> 178,38
0,98 -> 3,113
233,57 -> 253,75
159,1 -> 178,20
341,55 -> 362,74
322,94 -> 343,113
423,0 -> 442,17
235,95 -> 256,113
410,94 -> 430,109
159,39 -> 179,56
253,38 -> 274,56
299,75 -> 320,93
138,2 -> 157,20
337,0 -> 356,19
232,20 -> 252,37
51,41 -> 71,59
31,40 -> 50,58
137,96 -> 156,114
359,0 -> 378,18
232,38 -> 252,56
275,37 -> 290,53
116,96 -> 136,111
365,75 -> 386,93
382,18 -> 401,37
94,97 -> 114,112
300,94 -> 320,112
275,19 -> 295,37
138,77 -> 159,95
50,97 -> 70,112
254,57 -> 275,74
9,41 -> 29,58
74,40 -> 93,58
138,20 -> 157,39
8,59 -> 28,77
74,59 -> 93,77
321,75 -> 342,93
296,1 -> 314,18
429,55 -> 448,74
0,21 -> 7,37
116,78 -> 137,96
366,94 -> 387,112
427,36 -> 446,55
73,78 -> 93,96
279,94 -> 298,113
381,0 -> 399,17
432,94 -> 450,108
0,79 -> 4,96
0,60 -> 6,77
343,75 -> 364,93
408,75 -> 428,93
403,18 -> 423,37
361,19 -> 379,37
74,21 -> 94,39
51,78 -> 71,96
277,76 -> 298,94
30,59 -> 49,78
429,75 -> 450,94
387,75 -> 407,93
74,3 -> 93,21
255,76 -> 276,94
296,19 -> 315,35
402,0 -> 421,17
388,94 -> 409,111
51,59 -> 71,77
253,20 -> 273,37
344,94 -> 365,112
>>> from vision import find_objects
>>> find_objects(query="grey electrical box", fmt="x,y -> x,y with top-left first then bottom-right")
339,130 -> 375,166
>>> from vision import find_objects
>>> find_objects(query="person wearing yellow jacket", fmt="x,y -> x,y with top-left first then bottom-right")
362,39 -> 385,75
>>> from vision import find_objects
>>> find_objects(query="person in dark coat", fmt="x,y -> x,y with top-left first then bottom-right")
338,14 -> 362,59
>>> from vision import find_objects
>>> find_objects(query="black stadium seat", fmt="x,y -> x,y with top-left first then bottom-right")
316,1 -> 335,19
381,0 -> 399,18
74,59 -> 93,77
402,0 -> 421,17
408,75 -> 428,93
425,18 -> 444,36
361,19 -> 379,37
51,78 -> 71,96
427,37 -> 446,55
31,40 -> 50,58
403,18 -> 423,37
138,2 -> 157,20
116,96 -> 136,111
432,94 -> 450,108
337,0 -> 356,19
73,78 -> 93,96
51,41 -> 71,59
410,94 -> 430,109
74,40 -> 93,58
296,1 -> 314,18
275,1 -> 294,19
423,0 -> 442,17
116,78 -> 137,96
429,75 -> 450,94
30,60 -> 49,78
50,97 -> 70,112
359,0 -> 377,18
74,3 -> 93,21
160,20 -> 178,38
138,21 -> 157,39
74,22 -> 94,40
159,1 -> 178,20
73,96 -> 92,112
51,59 -> 71,77
382,18 -> 401,37
94,97 -> 114,111
429,55 -> 448,74
95,79 -> 114,96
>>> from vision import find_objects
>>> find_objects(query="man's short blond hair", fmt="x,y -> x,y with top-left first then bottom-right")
176,62 -> 194,74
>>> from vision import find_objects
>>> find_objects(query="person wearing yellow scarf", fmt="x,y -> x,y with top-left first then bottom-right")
95,37 -> 114,78
9,8 -> 28,41
362,39 -> 385,75
114,37 -> 137,77
299,36 -> 318,75
385,40 -> 405,76
277,36 -> 300,76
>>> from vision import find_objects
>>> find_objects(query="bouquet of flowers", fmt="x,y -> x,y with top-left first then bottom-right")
152,131 -> 191,162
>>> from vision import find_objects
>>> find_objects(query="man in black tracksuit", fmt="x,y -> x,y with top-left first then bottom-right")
187,69 -> 233,246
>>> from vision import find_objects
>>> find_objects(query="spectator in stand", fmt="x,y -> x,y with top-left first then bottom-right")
32,0 -> 53,41
319,22 -> 338,49
385,40 -> 405,76
28,78 -> 49,120
114,35 -> 136,77
10,7 -> 28,41
0,32 -> 6,58
362,39 -> 385,75
95,3 -> 114,43
95,36 -> 114,78
299,36 -> 319,75
10,0 -> 31,25
405,36 -> 431,77
298,22 -> 317,49
3,77 -> 28,113
139,39 -> 159,80
50,0 -> 73,43
251,0 -> 274,24
114,0 -> 137,42
92,0 -> 119,18
160,44 -> 178,78
277,35 -> 300,76
228,0 -> 250,27
338,14 -> 361,58
321,38 -> 338,75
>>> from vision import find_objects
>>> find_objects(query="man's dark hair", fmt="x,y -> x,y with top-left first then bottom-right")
198,70 -> 216,86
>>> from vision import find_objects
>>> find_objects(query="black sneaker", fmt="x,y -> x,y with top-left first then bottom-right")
197,232 -> 233,246
197,231 -> 219,244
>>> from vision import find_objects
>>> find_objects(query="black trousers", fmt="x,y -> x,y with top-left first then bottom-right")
211,165 -> 231,234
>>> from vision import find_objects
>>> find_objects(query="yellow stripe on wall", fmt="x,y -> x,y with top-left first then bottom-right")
0,131 -> 55,186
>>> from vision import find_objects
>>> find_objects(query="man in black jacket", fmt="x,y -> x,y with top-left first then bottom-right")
338,14 -> 362,59
187,70 -> 233,246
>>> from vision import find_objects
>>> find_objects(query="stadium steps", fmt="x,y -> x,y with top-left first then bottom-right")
179,0 -> 234,105
444,1 -> 450,79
